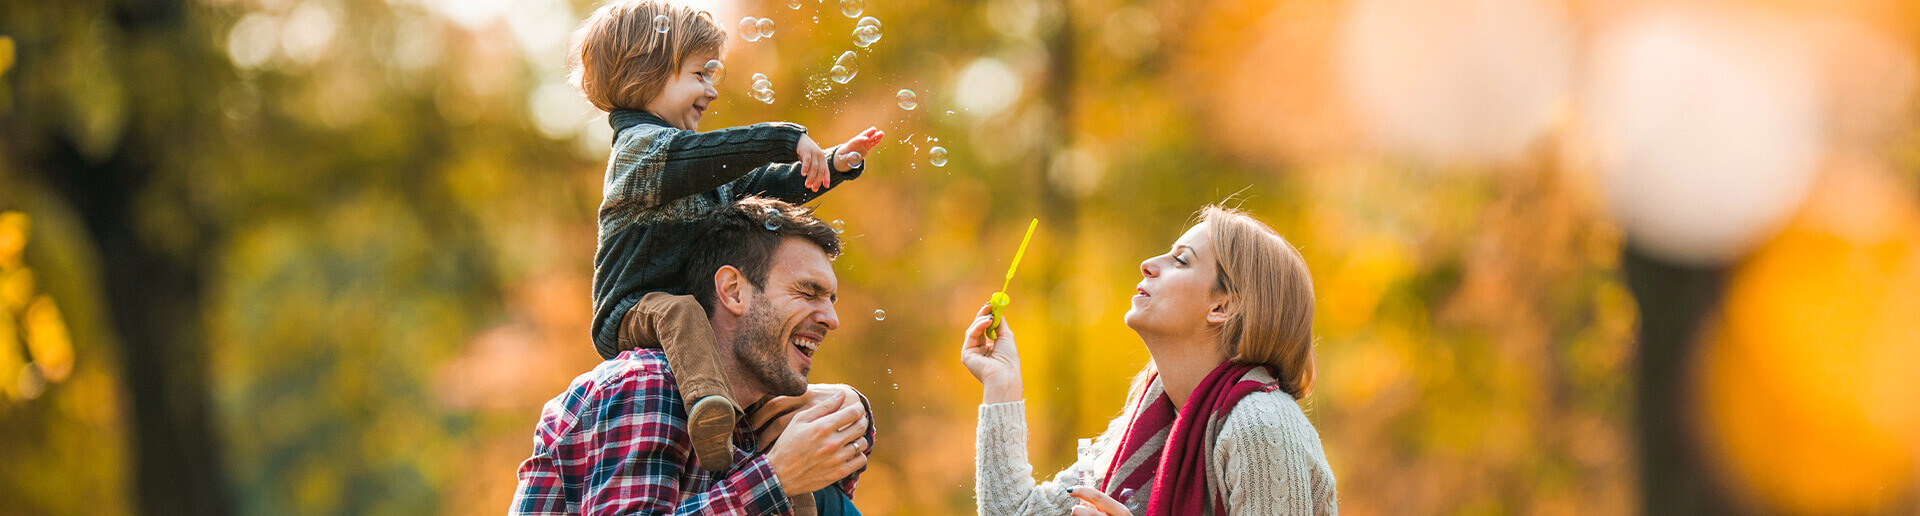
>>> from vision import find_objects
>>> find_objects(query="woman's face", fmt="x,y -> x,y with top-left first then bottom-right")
1125,222 -> 1229,339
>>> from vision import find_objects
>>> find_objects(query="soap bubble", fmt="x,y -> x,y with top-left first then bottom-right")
929,146 -> 948,166
703,60 -> 725,84
652,14 -> 670,34
896,89 -> 917,110
843,151 -> 863,168
853,16 -> 882,47
756,18 -> 775,39
762,207 -> 781,230
840,0 -> 863,18
873,309 -> 886,321
752,87 -> 775,104
739,17 -> 761,42
830,219 -> 846,234
788,0 -> 801,8
752,73 -> 768,84
830,51 -> 858,83
753,79 -> 773,92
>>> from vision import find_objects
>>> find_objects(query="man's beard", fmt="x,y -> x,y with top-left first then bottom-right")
732,299 -> 808,397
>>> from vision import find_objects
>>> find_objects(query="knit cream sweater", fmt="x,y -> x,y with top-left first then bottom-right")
974,368 -> 1337,515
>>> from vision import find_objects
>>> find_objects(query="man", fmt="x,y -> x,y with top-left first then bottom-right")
513,197 -> 872,515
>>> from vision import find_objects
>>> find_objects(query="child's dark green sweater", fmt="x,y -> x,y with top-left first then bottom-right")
591,109 -> 863,359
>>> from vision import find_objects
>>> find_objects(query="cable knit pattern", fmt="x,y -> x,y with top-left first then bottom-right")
975,380 -> 1336,515
1211,390 -> 1338,515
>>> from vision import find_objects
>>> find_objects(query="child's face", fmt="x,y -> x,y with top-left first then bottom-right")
645,50 -> 721,131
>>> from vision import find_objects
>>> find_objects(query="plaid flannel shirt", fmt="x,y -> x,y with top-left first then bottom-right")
511,349 -> 872,515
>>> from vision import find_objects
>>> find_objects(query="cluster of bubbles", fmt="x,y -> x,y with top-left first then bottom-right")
929,146 -> 948,166
652,14 -> 671,34
896,89 -> 917,110
750,73 -> 776,104
738,16 -> 775,42
852,16 -> 883,47
830,51 -> 859,84
841,0 -> 864,18
703,59 -> 725,84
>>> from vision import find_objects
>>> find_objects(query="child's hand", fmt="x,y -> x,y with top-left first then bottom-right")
797,134 -> 831,192
833,127 -> 886,173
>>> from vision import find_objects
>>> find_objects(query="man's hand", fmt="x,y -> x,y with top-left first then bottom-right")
748,384 -> 866,447
762,391 -> 870,495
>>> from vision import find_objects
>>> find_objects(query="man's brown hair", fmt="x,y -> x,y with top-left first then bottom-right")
682,197 -> 842,316
568,0 -> 726,112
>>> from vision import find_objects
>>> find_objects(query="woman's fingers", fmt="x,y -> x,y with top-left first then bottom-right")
1066,488 -> 1128,515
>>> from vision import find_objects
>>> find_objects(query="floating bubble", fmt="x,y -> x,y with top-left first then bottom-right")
840,0 -> 863,18
653,14 -> 670,34
843,151 -> 863,168
853,26 -> 877,48
873,309 -> 886,321
854,16 -> 883,46
739,17 -> 761,42
762,207 -> 781,230
752,87 -> 775,104
753,79 -> 773,93
788,0 -> 801,8
704,59 -> 725,84
830,51 -> 858,83
830,219 -> 846,234
757,18 -> 776,39
896,89 -> 917,110
929,146 -> 948,166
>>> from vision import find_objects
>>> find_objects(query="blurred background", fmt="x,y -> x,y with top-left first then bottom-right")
2,0 -> 1918,514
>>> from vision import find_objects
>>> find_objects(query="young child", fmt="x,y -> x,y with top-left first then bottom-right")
568,0 -> 884,480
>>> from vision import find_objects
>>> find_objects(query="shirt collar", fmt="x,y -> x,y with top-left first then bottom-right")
610,109 -> 672,132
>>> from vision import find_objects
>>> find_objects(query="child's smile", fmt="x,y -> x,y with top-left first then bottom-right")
645,50 -> 721,131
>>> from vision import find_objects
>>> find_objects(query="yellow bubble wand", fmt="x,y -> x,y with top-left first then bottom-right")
987,218 -> 1038,340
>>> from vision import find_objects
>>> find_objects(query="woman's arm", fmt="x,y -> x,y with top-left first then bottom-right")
962,306 -> 1092,515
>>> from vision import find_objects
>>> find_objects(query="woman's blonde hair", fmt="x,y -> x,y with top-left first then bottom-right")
1202,205 -> 1317,399
568,0 -> 726,112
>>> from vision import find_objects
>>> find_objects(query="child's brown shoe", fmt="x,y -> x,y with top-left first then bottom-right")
791,491 -> 816,516
688,395 -> 739,472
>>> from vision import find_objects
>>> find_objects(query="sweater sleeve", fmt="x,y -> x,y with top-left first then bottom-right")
603,122 -> 807,218
974,401 -> 1092,516
1214,393 -> 1338,516
728,144 -> 866,205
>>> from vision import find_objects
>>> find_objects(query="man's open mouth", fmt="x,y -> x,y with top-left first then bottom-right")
790,335 -> 819,358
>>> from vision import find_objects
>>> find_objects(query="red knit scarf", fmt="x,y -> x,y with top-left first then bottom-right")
1101,361 -> 1275,516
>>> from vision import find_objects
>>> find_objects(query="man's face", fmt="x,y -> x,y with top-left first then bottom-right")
730,237 -> 840,398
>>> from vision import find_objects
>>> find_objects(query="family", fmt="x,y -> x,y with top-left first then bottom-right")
509,1 -> 1336,514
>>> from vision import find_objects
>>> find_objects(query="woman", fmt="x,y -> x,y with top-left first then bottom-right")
962,206 -> 1336,515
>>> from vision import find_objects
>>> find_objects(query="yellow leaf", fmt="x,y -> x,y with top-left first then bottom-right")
0,267 -> 34,313
0,211 -> 27,270
24,295 -> 73,382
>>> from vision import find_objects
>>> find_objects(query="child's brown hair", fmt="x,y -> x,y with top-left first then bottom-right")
568,0 -> 726,112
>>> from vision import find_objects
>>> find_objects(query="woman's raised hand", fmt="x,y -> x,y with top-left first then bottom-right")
960,303 -> 1024,404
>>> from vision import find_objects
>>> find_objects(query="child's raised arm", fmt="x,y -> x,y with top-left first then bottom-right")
605,120 -> 808,212
733,127 -> 887,205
